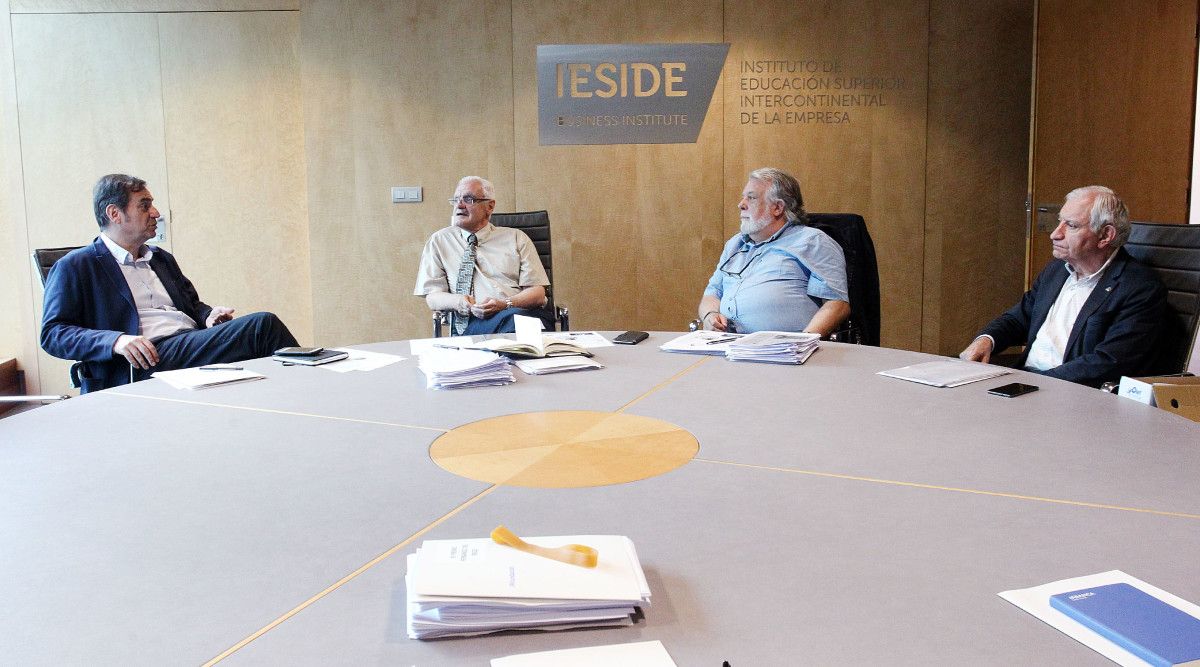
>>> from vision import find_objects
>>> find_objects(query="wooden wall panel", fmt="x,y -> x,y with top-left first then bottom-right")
13,0 -> 296,11
0,0 -> 40,392
12,13 -> 171,395
1031,0 -> 1197,274
3,0 -> 1042,380
159,11 -> 313,344
511,1 -> 725,333
924,0 -> 1033,355
723,0 -> 929,350
300,0 -> 516,345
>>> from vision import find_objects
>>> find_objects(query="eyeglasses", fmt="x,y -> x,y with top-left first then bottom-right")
448,195 -> 493,206
718,247 -> 765,278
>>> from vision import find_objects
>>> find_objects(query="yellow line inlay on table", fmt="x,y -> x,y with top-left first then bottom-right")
108,392 -> 448,432
615,356 -> 711,413
694,458 -> 1200,520
203,485 -> 499,665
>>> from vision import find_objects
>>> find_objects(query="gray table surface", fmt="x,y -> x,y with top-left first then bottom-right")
2,333 -> 1198,666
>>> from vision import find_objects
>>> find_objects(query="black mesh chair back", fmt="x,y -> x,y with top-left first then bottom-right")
805,213 -> 881,346
1124,222 -> 1200,373
32,246 -> 81,286
491,211 -> 554,302
29,246 -> 86,391
491,211 -> 567,330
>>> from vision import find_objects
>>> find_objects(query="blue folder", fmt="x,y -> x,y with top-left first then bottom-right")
1050,582 -> 1200,667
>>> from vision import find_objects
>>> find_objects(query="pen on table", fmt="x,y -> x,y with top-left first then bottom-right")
199,365 -> 242,371
705,337 -> 737,345
433,344 -> 462,350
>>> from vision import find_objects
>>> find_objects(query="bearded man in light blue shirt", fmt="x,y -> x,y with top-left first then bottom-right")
698,168 -> 850,336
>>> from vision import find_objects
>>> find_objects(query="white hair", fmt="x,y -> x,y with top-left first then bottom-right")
1064,185 -> 1131,247
458,176 -> 495,200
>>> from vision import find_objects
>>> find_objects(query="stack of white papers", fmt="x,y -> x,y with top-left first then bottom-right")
417,348 -> 514,390
152,366 -> 265,390
514,357 -> 604,375
877,360 -> 1011,387
725,331 -> 820,364
658,330 -> 745,355
406,535 -> 651,640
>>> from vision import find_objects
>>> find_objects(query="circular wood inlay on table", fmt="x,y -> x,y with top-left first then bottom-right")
429,410 -> 699,488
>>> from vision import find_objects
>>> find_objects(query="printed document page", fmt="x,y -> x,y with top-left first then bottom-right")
491,640 -> 677,666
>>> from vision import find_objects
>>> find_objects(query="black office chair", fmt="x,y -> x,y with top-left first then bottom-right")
1124,222 -> 1200,373
805,213 -> 881,346
0,247 -> 83,405
433,211 -> 570,336
31,246 -> 89,389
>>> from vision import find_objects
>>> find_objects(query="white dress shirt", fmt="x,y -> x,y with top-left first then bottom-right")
413,222 -> 550,313
100,233 -> 197,341
1023,252 -> 1118,371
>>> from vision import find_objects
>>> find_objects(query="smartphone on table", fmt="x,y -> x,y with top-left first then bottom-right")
988,382 -> 1039,398
274,346 -> 324,356
613,331 -> 649,345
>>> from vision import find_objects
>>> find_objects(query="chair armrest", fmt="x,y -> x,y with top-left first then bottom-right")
556,305 -> 569,332
432,310 -> 450,337
688,319 -> 701,332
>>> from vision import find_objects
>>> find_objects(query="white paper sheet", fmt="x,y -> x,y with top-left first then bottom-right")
491,640 -> 677,667
998,570 -> 1200,666
658,330 -> 744,355
877,360 -> 1010,387
410,535 -> 648,601
409,336 -> 475,355
514,314 -> 546,349
318,347 -> 405,373
542,331 -> 616,348
514,357 -> 603,375
152,367 -> 265,390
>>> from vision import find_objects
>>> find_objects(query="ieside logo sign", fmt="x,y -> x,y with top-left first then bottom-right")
537,43 -> 730,145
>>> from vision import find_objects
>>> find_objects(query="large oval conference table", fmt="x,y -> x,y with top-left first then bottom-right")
2,333 -> 1199,665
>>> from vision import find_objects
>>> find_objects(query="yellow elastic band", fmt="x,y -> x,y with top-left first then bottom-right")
490,525 -> 599,568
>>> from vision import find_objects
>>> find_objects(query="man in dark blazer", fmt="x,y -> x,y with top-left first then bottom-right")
960,185 -> 1166,388
40,174 -> 298,393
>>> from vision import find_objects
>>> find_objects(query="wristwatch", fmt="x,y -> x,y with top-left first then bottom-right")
505,298 -> 514,309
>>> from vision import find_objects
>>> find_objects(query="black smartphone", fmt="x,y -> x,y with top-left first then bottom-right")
988,382 -> 1039,398
274,346 -> 324,356
613,331 -> 649,345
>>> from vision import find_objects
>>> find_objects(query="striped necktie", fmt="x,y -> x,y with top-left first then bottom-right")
452,233 -> 477,334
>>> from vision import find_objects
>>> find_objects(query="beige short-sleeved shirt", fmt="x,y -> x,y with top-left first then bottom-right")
413,222 -> 550,303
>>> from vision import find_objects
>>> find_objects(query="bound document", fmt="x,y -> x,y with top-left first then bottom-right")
405,534 -> 650,640
1050,583 -> 1200,667
466,314 -> 592,359
725,331 -> 820,364
468,337 -> 592,359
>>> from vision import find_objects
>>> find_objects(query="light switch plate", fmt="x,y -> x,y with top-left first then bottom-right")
391,186 -> 423,203
148,215 -> 169,246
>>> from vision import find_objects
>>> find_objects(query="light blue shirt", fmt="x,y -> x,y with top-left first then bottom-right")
703,221 -> 849,333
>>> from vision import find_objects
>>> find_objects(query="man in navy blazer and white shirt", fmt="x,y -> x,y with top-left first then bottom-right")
960,185 -> 1167,388
40,173 -> 298,393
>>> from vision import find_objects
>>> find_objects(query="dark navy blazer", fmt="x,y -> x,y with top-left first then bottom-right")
40,236 -> 212,391
979,247 -> 1167,387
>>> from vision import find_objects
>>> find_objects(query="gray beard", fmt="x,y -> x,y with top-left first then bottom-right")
740,216 -> 769,236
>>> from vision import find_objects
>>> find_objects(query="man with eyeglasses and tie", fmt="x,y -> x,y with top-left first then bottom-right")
414,176 -> 552,335
698,168 -> 850,336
